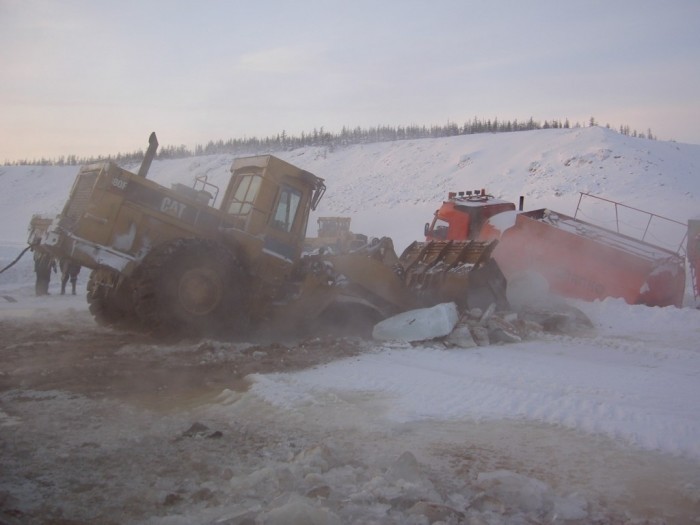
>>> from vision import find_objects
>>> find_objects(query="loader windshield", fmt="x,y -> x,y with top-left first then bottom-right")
271,186 -> 302,232
228,174 -> 262,215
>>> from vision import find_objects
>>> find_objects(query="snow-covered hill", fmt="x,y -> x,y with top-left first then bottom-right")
2,127 -> 699,252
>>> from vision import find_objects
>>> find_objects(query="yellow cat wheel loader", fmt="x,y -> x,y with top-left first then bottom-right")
30,133 -> 507,338
303,216 -> 368,254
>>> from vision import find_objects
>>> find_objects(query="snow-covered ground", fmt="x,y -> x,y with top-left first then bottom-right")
2,127 -> 700,523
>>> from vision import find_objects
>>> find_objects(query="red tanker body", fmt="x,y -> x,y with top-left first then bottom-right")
492,208 -> 686,307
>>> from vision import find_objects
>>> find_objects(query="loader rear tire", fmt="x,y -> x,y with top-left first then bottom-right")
87,269 -> 136,328
132,239 -> 247,337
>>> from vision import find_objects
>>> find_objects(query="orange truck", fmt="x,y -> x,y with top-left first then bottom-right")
424,190 -> 688,308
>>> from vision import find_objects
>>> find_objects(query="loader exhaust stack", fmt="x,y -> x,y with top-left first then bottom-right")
137,132 -> 159,178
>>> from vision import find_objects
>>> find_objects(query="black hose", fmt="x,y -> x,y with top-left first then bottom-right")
0,245 -> 33,274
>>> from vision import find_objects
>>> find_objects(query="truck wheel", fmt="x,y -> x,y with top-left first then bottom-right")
133,239 -> 247,337
87,269 -> 136,328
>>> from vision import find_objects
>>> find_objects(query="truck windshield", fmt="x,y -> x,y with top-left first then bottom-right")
430,218 -> 449,239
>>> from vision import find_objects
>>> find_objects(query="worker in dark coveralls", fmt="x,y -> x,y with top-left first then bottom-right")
34,249 -> 56,296
60,258 -> 81,295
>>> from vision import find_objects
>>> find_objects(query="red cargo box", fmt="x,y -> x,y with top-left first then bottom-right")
493,208 -> 686,307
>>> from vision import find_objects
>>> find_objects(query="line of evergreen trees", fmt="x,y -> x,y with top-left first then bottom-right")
4,116 -> 656,167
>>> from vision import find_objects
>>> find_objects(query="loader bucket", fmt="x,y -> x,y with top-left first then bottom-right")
456,258 -> 509,311
282,237 -> 509,337
325,252 -> 419,313
398,239 -> 508,310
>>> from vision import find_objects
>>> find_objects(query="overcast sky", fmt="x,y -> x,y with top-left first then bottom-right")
1,0 -> 699,162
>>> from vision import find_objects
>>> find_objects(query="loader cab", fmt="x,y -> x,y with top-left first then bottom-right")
220,155 -> 325,267
425,190 -> 515,241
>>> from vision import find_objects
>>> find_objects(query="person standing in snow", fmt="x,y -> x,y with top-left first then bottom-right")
59,258 -> 81,295
33,249 -> 56,296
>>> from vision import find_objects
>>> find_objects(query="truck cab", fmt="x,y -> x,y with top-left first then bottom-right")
425,190 -> 516,241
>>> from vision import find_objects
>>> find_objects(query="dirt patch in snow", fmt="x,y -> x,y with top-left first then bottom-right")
0,317 -> 370,410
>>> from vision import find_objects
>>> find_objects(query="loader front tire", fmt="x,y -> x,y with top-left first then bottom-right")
87,269 -> 136,328
133,239 -> 247,337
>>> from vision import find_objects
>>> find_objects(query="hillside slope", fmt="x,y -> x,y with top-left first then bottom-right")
1,126 -> 698,253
